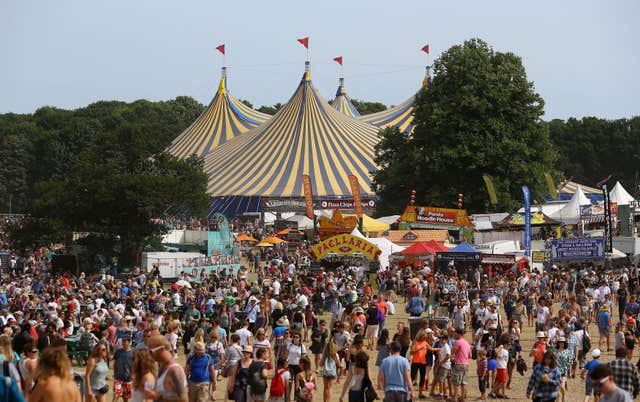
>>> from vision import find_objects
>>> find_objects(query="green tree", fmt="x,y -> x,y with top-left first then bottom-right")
373,38 -> 558,215
350,99 -> 387,115
256,103 -> 283,115
549,116 -> 640,194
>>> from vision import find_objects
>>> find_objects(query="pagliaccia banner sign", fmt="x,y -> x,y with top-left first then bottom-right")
311,234 -> 380,261
400,206 -> 473,227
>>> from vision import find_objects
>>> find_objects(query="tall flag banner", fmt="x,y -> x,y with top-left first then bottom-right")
302,174 -> 314,219
522,185 -> 531,257
544,173 -> 558,199
297,37 -> 309,49
482,175 -> 498,205
421,44 -> 430,54
333,56 -> 343,65
215,44 -> 225,55
602,184 -> 613,252
348,175 -> 363,218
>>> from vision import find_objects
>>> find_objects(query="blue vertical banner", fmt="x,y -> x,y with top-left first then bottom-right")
522,185 -> 531,257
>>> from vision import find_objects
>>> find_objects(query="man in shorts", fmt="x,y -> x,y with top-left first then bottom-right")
451,328 -> 471,402
434,333 -> 452,399
113,335 -> 134,402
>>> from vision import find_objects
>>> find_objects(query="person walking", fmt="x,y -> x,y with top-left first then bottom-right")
143,335 -> 188,402
131,348 -> 157,402
451,328 -> 471,402
377,341 -> 415,402
597,305 -> 612,352
113,335 -> 134,402
589,365 -> 634,402
29,347 -> 80,402
607,347 -> 639,399
321,342 -> 339,402
526,351 -> 563,402
339,351 -> 377,402
185,342 -> 215,402
86,343 -> 110,402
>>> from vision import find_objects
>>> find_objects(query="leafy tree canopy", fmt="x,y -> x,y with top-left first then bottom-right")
256,103 -> 284,115
350,99 -> 387,115
373,38 -> 558,215
1,97 -> 208,268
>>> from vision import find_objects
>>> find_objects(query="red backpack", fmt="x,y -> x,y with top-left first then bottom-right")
269,368 -> 287,397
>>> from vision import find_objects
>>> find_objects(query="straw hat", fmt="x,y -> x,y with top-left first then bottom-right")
275,316 -> 290,327
536,331 -> 547,338
243,345 -> 253,354
193,341 -> 206,352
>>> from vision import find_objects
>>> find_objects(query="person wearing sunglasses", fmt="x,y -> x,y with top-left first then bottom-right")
590,364 -> 634,402
143,335 -> 188,402
86,344 -> 110,402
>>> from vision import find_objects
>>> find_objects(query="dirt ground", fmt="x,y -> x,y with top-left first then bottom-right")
80,296 -> 616,402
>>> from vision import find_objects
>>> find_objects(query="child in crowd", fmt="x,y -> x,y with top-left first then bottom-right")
477,349 -> 489,401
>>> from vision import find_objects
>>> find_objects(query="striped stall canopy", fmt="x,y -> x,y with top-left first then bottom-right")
556,180 -> 604,202
167,67 -> 271,159
358,71 -> 430,134
331,78 -> 360,117
202,62 -> 380,198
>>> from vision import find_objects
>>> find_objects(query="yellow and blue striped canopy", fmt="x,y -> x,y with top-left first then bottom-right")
358,96 -> 415,134
203,63 -> 380,198
331,78 -> 360,118
358,73 -> 430,134
167,68 -> 271,159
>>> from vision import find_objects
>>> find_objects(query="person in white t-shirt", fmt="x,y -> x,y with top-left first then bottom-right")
235,320 -> 253,346
491,339 -> 510,399
434,333 -> 452,398
272,280 -> 281,296
535,299 -> 551,332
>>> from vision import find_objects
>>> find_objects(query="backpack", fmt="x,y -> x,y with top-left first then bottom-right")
269,368 -> 286,397
247,361 -> 267,395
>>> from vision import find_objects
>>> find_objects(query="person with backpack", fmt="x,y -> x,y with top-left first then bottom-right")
185,342 -> 215,402
320,342 -> 339,402
227,345 -> 254,402
269,357 -> 290,402
247,347 -> 271,402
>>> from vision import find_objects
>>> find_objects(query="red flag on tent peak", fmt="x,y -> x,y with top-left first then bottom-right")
421,44 -> 430,54
333,56 -> 343,65
216,44 -> 225,55
297,37 -> 309,49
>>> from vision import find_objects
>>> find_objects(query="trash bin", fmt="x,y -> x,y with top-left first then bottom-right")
409,316 -> 424,339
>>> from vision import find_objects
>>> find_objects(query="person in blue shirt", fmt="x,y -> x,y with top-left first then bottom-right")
581,349 -> 603,400
0,374 -> 26,402
378,341 -> 415,402
597,305 -> 612,352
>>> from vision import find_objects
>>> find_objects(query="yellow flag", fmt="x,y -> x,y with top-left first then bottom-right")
482,175 -> 498,205
545,173 -> 558,199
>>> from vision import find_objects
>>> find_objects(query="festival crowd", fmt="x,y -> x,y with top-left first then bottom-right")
0,237 -> 639,402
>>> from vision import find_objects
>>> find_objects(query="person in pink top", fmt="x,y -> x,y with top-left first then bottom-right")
451,328 -> 472,402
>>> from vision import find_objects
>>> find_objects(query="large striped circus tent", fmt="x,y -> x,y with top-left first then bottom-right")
358,68 -> 430,134
202,62 -> 381,199
331,78 -> 360,118
167,67 -> 271,159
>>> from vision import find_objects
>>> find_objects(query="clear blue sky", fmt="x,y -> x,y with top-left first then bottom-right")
2,0 -> 638,120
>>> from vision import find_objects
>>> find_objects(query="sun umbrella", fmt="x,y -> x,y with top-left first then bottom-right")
256,242 -> 274,247
263,236 -> 286,244
235,233 -> 258,242
277,227 -> 304,236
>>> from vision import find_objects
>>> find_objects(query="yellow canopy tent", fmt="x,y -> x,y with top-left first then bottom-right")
255,242 -> 274,247
344,214 -> 390,236
235,233 -> 258,242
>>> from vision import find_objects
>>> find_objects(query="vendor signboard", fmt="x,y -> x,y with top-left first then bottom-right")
436,251 -> 481,262
310,234 -> 380,261
319,199 -> 376,209
400,206 -> 473,227
550,237 -> 605,261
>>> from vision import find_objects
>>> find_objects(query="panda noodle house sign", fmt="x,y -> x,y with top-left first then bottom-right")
311,234 -> 380,261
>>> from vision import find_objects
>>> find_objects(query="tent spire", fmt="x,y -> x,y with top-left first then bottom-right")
218,66 -> 227,94
304,61 -> 311,81
422,65 -> 432,88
